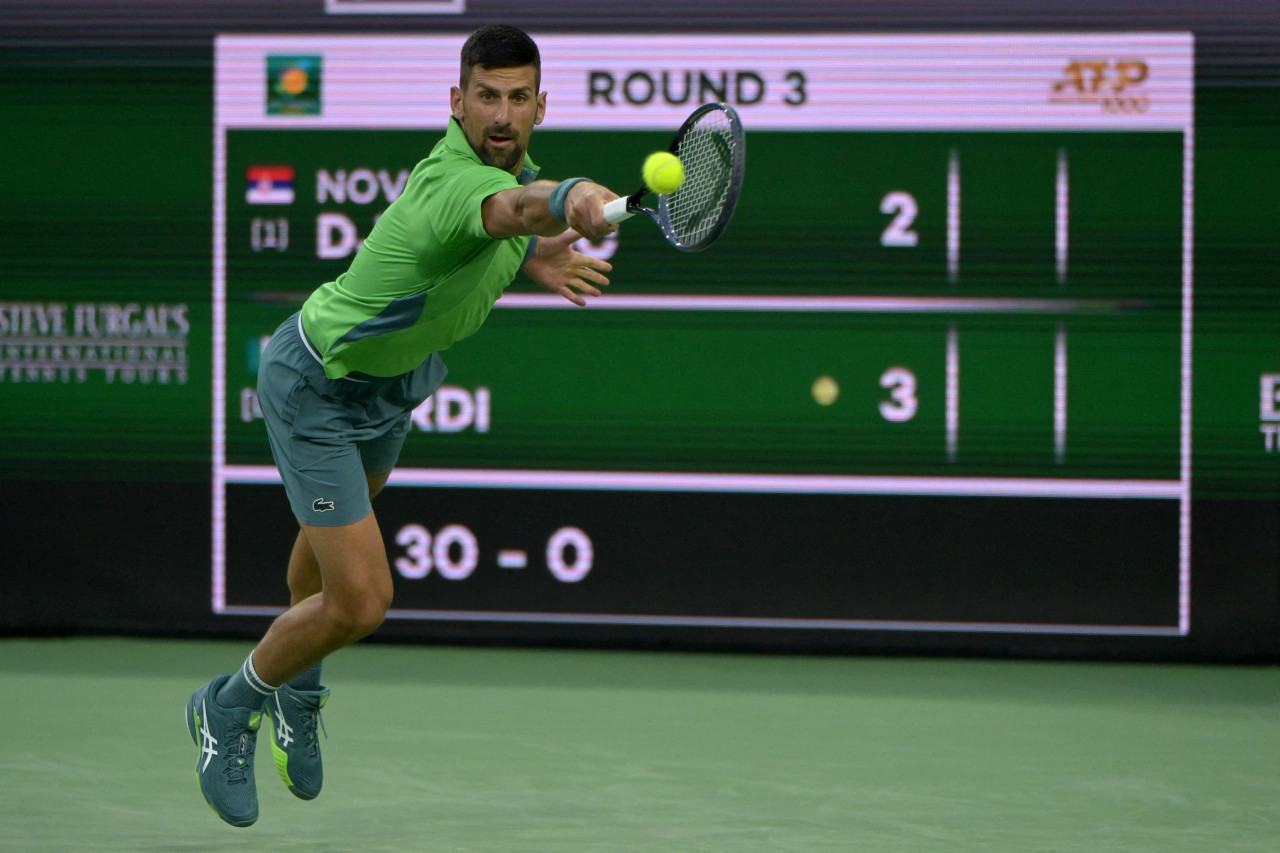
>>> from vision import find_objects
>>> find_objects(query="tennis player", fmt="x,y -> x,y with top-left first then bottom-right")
187,24 -> 620,827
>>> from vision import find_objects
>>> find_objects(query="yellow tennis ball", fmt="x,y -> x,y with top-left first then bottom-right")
643,152 -> 685,195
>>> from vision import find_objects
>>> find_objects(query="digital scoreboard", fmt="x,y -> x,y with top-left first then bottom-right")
214,34 -> 1194,637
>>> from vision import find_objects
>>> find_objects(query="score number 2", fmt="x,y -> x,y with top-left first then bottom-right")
880,191 -> 919,247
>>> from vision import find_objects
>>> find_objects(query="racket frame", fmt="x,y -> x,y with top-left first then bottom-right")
603,102 -> 745,252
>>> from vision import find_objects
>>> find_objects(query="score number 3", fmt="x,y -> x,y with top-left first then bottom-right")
879,367 -> 918,422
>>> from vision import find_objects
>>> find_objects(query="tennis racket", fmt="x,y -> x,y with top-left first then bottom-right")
603,102 -> 746,252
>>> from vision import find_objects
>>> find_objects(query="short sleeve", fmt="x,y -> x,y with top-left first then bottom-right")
429,165 -> 519,246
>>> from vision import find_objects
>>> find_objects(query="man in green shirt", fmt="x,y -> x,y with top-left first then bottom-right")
187,25 -> 620,827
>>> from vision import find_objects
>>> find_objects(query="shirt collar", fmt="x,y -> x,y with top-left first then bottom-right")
444,116 -> 540,186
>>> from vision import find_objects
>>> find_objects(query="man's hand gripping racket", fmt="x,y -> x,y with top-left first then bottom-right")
603,102 -> 746,252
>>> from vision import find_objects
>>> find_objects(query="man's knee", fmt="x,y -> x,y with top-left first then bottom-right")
354,583 -> 393,636
331,581 -> 392,641
301,512 -> 393,641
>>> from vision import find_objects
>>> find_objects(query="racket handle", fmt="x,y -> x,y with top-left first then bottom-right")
603,197 -> 633,224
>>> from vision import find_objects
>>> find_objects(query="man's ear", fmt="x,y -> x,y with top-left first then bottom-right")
534,91 -> 546,126
450,86 -> 464,120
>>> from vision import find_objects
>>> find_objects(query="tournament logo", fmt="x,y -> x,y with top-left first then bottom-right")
267,55 -> 322,115
245,166 -> 295,205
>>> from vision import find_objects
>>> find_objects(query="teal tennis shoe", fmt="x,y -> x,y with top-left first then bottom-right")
186,674 -> 262,827
267,684 -> 329,800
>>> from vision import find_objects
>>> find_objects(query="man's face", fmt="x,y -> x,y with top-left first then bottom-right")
450,64 -> 545,175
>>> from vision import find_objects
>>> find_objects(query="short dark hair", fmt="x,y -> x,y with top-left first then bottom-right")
459,25 -> 541,89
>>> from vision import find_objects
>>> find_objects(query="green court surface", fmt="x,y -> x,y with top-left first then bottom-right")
2,638 -> 1278,852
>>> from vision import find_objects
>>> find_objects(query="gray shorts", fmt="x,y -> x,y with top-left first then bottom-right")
257,312 -> 447,527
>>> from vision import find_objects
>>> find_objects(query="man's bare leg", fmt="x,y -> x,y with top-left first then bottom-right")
253,474 -> 396,803
252,471 -> 395,687
285,471 -> 390,607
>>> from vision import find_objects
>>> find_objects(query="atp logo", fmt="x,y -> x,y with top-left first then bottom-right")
1051,59 -> 1149,113
312,498 -> 335,513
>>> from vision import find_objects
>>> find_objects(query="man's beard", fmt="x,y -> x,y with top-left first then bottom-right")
479,143 -> 523,172
471,129 -> 525,172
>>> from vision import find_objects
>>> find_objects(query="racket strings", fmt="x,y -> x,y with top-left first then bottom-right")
665,111 -> 737,246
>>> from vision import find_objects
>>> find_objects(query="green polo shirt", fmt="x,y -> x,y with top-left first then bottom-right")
300,118 -> 538,379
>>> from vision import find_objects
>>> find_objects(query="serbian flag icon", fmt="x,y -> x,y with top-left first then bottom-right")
246,165 -> 295,205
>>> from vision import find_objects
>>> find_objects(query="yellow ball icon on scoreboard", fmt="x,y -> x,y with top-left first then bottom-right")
811,375 -> 839,406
